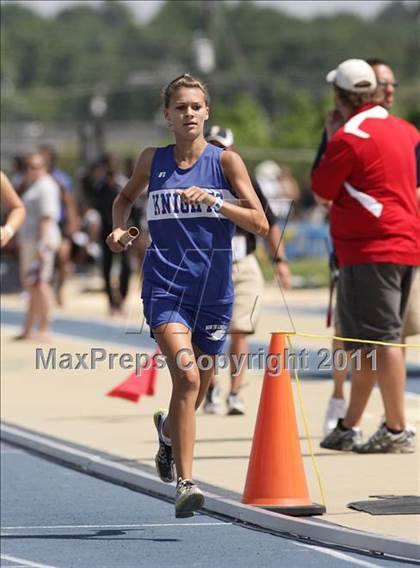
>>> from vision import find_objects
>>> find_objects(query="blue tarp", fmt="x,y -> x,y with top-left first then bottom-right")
285,222 -> 331,259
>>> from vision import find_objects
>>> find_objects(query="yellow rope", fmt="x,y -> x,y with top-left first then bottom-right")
279,331 -> 420,349
280,329 -> 419,508
286,334 -> 327,509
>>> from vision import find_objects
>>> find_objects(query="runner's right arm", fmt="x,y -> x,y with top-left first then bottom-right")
107,148 -> 155,252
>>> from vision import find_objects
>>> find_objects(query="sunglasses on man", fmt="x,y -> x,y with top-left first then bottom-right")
377,80 -> 399,88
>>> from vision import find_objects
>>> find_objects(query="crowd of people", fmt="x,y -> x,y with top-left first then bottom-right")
2,140 -> 299,332
1,58 -> 418,518
3,148 -> 146,327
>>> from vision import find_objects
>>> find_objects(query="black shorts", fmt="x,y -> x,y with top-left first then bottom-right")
337,263 -> 414,350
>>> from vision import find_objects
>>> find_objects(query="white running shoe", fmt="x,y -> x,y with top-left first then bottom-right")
320,420 -> 363,452
227,392 -> 245,415
153,410 -> 174,483
323,397 -> 346,437
175,478 -> 204,518
355,424 -> 415,454
378,414 -> 416,435
203,385 -> 223,414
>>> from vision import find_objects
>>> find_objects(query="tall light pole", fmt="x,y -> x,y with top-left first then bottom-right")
193,32 -> 216,75
192,1 -> 218,76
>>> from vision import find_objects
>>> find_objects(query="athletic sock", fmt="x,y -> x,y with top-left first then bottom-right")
386,425 -> 403,435
337,418 -> 350,431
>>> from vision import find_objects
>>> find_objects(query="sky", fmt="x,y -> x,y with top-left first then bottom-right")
3,0 -> 404,21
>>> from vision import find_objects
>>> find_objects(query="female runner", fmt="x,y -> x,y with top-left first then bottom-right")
107,74 -> 268,517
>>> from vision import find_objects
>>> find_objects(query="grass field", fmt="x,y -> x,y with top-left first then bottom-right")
255,246 -> 329,287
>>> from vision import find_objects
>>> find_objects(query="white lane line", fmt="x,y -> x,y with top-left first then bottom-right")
0,555 -> 58,568
1,565 -> 36,567
294,542 -> 384,567
2,565 -> 33,567
1,522 -> 230,530
2,565 -> 39,568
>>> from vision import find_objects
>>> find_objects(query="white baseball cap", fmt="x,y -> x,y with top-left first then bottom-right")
205,125 -> 234,148
255,160 -> 282,180
326,59 -> 377,93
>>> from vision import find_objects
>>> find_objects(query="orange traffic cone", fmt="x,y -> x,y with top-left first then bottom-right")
242,332 -> 325,516
106,349 -> 159,403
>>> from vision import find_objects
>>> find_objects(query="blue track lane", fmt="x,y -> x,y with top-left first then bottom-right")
0,443 -> 413,568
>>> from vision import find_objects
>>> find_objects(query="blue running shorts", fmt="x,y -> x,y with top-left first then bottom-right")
143,297 -> 232,355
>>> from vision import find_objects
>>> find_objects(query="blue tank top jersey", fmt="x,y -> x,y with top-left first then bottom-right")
142,143 -> 236,306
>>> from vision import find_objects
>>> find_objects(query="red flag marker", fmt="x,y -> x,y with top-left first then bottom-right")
106,349 -> 159,403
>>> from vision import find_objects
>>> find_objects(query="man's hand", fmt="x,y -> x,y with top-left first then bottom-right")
325,109 -> 345,140
106,228 -> 126,253
314,194 -> 332,210
275,261 -> 291,290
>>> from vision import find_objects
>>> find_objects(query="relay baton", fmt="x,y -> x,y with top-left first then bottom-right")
118,226 -> 140,247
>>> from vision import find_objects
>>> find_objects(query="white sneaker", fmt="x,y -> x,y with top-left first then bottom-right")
378,415 -> 416,435
323,397 -> 346,436
355,424 -> 415,454
175,478 -> 204,518
407,423 -> 416,435
227,392 -> 245,415
203,385 -> 222,414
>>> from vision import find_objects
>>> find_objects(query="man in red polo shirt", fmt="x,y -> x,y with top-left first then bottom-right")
312,59 -> 419,453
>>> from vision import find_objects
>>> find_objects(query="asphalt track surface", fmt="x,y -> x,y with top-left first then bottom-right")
0,443 -> 416,568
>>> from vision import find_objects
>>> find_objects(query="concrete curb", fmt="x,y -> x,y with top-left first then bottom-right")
1,422 -> 419,562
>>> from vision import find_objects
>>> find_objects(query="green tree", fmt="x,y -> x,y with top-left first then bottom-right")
2,0 -> 419,127
211,94 -> 271,147
272,92 -> 327,149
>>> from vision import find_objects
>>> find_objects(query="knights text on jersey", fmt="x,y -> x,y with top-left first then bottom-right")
142,144 -> 236,306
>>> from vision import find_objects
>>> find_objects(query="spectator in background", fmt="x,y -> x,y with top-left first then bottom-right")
367,59 -> 420,348
16,153 -> 61,340
69,205 -> 102,270
79,157 -> 108,209
39,144 -> 80,306
1,171 -> 26,247
9,156 -> 27,191
95,160 -> 132,315
312,59 -> 419,453
204,126 -> 291,415
369,58 -> 397,109
320,58 -> 420,436
255,160 -> 300,222
99,153 -> 128,188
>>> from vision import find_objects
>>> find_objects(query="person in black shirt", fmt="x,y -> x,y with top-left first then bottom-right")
95,164 -> 132,315
204,126 -> 291,415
